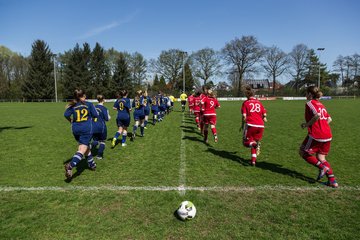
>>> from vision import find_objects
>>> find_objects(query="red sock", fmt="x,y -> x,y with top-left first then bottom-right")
211,127 -> 217,136
204,130 -> 208,141
303,155 -> 324,169
200,121 -> 204,132
243,140 -> 257,148
322,161 -> 335,182
251,148 -> 257,162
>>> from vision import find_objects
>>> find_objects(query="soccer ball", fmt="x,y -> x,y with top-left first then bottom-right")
177,201 -> 196,220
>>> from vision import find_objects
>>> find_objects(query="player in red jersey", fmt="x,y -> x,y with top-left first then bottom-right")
192,91 -> 201,129
241,86 -> 267,166
299,86 -> 338,188
201,89 -> 220,143
187,93 -> 195,116
199,86 -> 209,134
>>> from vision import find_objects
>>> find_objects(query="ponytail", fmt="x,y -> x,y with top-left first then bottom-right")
66,89 -> 86,108
307,86 -> 323,99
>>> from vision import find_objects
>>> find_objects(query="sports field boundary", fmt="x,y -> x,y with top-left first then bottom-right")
1,185 -> 359,192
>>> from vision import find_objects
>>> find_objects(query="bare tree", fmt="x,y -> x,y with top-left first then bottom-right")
190,48 -> 222,86
262,46 -> 289,95
333,55 -> 345,86
221,36 -> 264,96
344,56 -> 353,82
149,49 -> 184,90
351,53 -> 360,78
289,44 -> 309,92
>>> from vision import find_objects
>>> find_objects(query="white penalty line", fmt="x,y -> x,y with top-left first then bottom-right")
1,185 -> 360,192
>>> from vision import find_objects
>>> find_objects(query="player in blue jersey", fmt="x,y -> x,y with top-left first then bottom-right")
164,94 -> 171,115
151,95 -> 159,125
64,89 -> 99,180
158,91 -> 166,121
91,95 -> 110,159
132,90 -> 146,140
112,90 -> 132,147
143,90 -> 152,129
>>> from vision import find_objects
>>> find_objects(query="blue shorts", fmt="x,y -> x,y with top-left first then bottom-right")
93,128 -> 107,141
74,133 -> 92,146
144,108 -> 150,116
133,113 -> 145,121
117,118 -> 130,128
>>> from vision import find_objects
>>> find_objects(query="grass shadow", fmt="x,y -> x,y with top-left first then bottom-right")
180,126 -> 202,136
0,126 -> 33,133
205,147 -> 250,166
255,161 -> 316,183
182,135 -> 206,144
205,148 -> 316,183
63,158 -> 89,183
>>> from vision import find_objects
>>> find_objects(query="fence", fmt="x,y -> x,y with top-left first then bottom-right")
0,95 -> 358,103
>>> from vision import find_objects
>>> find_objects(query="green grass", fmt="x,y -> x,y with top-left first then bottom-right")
1,100 -> 360,239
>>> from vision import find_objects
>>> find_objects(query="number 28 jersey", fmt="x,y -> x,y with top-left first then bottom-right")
241,97 -> 267,128
305,99 -> 332,141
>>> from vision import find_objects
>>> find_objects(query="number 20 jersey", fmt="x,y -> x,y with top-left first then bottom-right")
241,97 -> 267,128
305,99 -> 332,141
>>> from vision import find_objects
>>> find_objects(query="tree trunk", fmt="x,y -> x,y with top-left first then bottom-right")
237,74 -> 242,97
272,74 -> 276,96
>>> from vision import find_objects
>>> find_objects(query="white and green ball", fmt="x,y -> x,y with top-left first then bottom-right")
177,201 -> 196,220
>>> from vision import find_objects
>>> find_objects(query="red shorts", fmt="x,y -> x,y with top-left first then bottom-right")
194,111 -> 200,119
203,115 -> 217,125
300,136 -> 331,155
243,125 -> 264,142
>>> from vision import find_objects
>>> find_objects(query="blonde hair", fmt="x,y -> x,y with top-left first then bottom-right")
207,89 -> 216,98
97,94 -> 104,103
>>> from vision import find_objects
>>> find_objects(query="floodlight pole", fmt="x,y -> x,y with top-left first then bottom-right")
317,48 -> 325,89
180,51 -> 187,92
53,54 -> 58,102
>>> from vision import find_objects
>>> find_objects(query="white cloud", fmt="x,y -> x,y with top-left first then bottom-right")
77,10 -> 139,39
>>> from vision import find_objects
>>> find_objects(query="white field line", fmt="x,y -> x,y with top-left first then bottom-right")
1,185 -> 360,192
179,113 -> 186,195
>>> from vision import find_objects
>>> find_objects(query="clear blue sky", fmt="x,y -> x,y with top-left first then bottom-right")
1,0 -> 359,73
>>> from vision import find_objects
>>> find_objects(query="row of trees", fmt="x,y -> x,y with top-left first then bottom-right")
1,36 -> 359,100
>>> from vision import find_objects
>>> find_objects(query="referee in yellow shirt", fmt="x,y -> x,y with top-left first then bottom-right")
179,91 -> 187,112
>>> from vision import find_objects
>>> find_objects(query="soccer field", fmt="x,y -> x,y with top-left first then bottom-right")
1,100 -> 360,239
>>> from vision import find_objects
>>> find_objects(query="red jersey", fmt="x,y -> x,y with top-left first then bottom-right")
193,96 -> 201,112
199,93 -> 207,112
305,99 -> 332,141
188,95 -> 194,107
241,97 -> 266,128
201,96 -> 220,115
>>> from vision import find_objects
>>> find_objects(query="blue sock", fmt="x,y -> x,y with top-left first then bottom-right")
98,142 -> 105,157
114,132 -> 120,139
133,125 -> 138,134
92,141 -> 98,148
122,134 -> 127,143
87,154 -> 95,167
70,152 -> 83,168
140,126 -> 144,136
